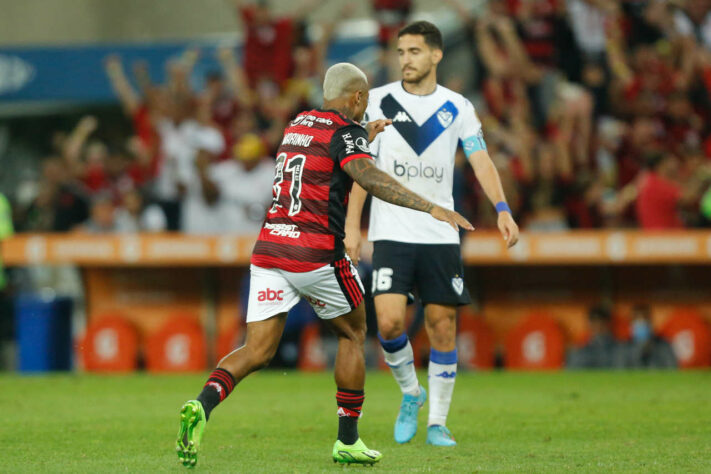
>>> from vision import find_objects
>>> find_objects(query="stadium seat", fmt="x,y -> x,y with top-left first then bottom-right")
504,313 -> 565,370
145,314 -> 207,372
216,317 -> 241,361
410,326 -> 431,368
660,308 -> 711,368
79,314 -> 139,372
298,323 -> 327,371
611,312 -> 632,342
458,308 -> 495,370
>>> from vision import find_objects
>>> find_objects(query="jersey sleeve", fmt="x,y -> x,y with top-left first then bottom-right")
329,125 -> 374,169
458,98 -> 487,158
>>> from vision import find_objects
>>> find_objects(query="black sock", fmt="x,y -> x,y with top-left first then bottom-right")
338,417 -> 359,445
336,388 -> 364,445
197,368 -> 235,421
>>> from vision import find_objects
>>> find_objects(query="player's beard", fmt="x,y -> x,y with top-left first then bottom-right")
402,64 -> 431,85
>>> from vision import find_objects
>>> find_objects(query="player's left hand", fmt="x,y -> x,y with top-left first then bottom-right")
497,212 -> 519,248
366,119 -> 392,143
343,226 -> 362,265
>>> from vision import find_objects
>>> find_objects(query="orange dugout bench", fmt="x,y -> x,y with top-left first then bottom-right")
4,231 -> 711,371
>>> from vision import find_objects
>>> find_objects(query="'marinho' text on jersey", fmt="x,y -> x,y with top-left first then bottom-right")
281,133 -> 314,148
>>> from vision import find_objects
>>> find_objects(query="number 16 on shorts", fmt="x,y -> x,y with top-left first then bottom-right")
372,268 -> 393,292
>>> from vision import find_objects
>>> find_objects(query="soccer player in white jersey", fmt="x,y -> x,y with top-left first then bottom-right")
345,21 -> 519,447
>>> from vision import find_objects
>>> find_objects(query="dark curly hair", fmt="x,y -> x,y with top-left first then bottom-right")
398,21 -> 443,50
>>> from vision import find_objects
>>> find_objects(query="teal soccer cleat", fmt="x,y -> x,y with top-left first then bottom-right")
394,385 -> 426,444
426,425 -> 456,447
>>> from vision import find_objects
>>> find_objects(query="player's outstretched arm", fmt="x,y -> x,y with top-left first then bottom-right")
344,158 -> 474,232
468,149 -> 519,247
343,119 -> 394,263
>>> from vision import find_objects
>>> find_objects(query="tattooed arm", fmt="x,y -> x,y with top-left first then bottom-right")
345,158 -> 433,212
343,158 -> 473,231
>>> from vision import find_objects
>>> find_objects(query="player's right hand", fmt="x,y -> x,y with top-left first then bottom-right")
366,119 -> 392,143
344,226 -> 362,265
430,206 -> 474,232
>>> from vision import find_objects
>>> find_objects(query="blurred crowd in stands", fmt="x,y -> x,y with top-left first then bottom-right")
567,303 -> 677,369
7,0 -> 711,235
451,0 -> 711,231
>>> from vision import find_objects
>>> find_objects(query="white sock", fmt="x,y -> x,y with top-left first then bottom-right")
379,334 -> 420,397
428,349 -> 457,427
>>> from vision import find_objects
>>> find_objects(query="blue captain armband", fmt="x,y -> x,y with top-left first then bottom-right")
462,132 -> 487,157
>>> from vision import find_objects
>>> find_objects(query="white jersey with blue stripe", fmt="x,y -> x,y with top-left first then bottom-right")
364,81 -> 485,244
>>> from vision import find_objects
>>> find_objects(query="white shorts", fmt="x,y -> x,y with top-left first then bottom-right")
246,257 -> 365,323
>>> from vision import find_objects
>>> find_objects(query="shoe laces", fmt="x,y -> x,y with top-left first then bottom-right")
398,395 -> 421,419
433,426 -> 454,439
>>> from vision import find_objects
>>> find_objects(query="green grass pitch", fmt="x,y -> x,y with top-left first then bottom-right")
2,371 -> 710,472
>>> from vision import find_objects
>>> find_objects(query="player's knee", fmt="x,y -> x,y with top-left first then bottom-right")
378,317 -> 405,340
351,324 -> 367,345
337,322 -> 366,346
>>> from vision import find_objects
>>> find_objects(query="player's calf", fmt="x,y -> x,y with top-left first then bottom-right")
218,336 -> 280,379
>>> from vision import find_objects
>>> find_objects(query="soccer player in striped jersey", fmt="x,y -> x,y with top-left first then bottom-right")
176,62 -> 473,468
345,21 -> 520,447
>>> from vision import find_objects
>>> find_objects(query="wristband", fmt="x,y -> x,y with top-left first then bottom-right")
495,201 -> 511,214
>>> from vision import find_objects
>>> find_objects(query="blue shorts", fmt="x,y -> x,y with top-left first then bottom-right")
371,240 -> 471,306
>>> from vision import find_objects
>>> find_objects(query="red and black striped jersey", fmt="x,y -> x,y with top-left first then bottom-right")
251,109 -> 373,272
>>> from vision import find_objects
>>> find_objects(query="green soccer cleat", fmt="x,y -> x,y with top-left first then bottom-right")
332,438 -> 383,465
176,400 -> 206,468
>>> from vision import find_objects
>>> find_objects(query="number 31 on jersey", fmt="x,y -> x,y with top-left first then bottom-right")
270,152 -> 306,216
